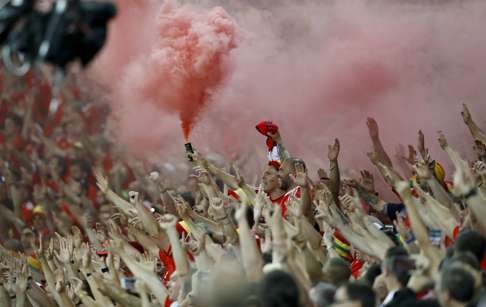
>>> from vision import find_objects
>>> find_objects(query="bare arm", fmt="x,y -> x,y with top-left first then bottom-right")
367,117 -> 393,168
95,170 -> 136,217
96,278 -> 141,307
235,205 -> 263,282
328,138 -> 341,205
113,240 -> 168,304
0,285 -> 11,307
158,214 -> 190,278
462,103 -> 486,144
395,181 -> 443,272
130,192 -> 159,237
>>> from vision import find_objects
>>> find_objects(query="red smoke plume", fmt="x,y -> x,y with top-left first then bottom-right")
96,0 -> 237,151
93,0 -> 486,185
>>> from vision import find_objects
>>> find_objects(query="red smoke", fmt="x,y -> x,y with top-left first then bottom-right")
99,1 -> 237,149
153,3 -> 237,140
92,0 -> 486,186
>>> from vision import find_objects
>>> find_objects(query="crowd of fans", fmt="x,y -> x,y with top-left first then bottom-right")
1,70 -> 486,307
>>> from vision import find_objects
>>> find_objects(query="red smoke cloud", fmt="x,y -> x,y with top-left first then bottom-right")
93,0 -> 486,185
94,0 -> 237,153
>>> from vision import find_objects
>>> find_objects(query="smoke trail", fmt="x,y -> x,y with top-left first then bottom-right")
93,0 -> 486,183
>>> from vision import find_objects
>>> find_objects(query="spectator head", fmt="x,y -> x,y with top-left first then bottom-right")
383,246 -> 413,288
437,266 -> 475,307
454,230 -> 486,263
260,270 -> 300,307
309,282 -> 335,307
4,113 -> 22,135
361,264 -> 382,287
70,159 -> 89,181
393,299 -> 440,307
323,257 -> 351,287
262,165 -> 283,193
448,252 -> 481,271
333,282 -> 376,307
443,252 -> 482,290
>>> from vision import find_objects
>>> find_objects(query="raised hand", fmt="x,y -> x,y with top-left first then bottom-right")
359,170 -> 375,193
437,130 -> 448,150
286,194 -> 303,218
394,181 -> 412,199
367,151 -> 380,166
55,237 -> 74,264
34,234 -> 44,257
157,214 -> 178,230
71,226 -> 83,248
54,268 -> 66,292
148,171 -> 159,181
291,168 -> 307,188
137,253 -> 156,273
193,166 -> 211,185
366,117 -> 380,139
328,138 -> 340,161
14,262 -> 29,294
94,169 -> 109,194
315,184 -> 334,207
209,197 -> 224,211
45,238 -> 55,261
393,214 -> 410,241
128,216 -> 143,230
317,168 -> 329,180
79,243 -> 92,271
128,191 -> 140,204
452,160 -> 477,196
235,203 -> 248,223
461,103 -> 472,125
417,130 -> 429,161
473,160 -> 486,178
413,161 -> 431,180
231,163 -> 245,187
402,145 -> 417,165
66,277 -> 83,302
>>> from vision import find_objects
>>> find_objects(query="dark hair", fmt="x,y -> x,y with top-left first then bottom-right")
262,252 -> 272,265
449,252 -> 481,271
260,270 -> 300,307
395,299 -> 440,307
6,113 -> 23,128
361,264 -> 382,286
343,282 -> 376,307
386,288 -> 416,307
454,230 -> 486,263
180,192 -> 195,207
440,266 -> 475,303
385,246 -> 409,259
246,207 -> 255,228
384,246 -> 412,287
324,257 -> 351,286
310,282 -> 335,307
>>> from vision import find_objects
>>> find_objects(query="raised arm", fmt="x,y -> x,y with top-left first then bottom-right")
367,117 -> 393,168
328,138 -> 341,205
235,204 -> 263,282
394,181 -> 443,273
95,170 -> 136,217
158,214 -> 190,279
462,103 -> 486,144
